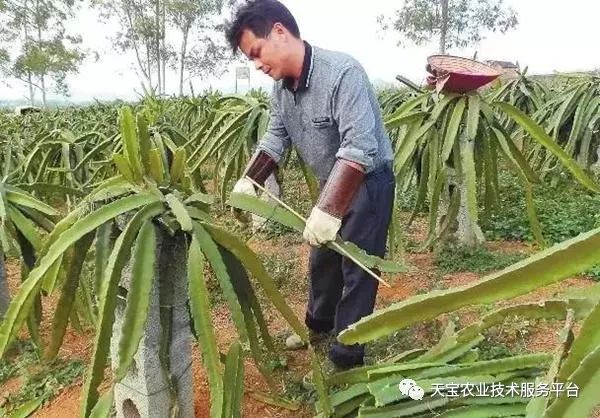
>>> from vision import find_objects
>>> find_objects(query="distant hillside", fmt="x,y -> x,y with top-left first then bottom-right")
0,99 -> 73,109
530,70 -> 599,80
0,98 -> 132,110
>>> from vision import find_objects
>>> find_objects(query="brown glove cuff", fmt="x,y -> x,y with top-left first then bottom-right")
245,150 -> 277,186
317,159 -> 365,219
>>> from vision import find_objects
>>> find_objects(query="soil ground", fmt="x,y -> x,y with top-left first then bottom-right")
2,216 -> 600,418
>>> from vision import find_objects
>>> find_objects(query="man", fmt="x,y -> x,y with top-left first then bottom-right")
225,0 -> 395,369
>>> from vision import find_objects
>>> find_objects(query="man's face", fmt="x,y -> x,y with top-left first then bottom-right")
239,25 -> 289,81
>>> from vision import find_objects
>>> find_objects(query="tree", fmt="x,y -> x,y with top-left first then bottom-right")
93,0 -> 169,94
0,0 -> 86,106
168,0 -> 236,96
378,0 -> 518,54
94,0 -> 236,96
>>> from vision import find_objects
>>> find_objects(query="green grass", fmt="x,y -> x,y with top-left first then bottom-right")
4,360 -> 84,410
0,338 -> 85,415
0,340 -> 38,382
483,171 -> 600,244
482,170 -> 600,278
478,338 -> 522,361
434,243 -> 526,274
585,264 -> 600,281
261,251 -> 299,290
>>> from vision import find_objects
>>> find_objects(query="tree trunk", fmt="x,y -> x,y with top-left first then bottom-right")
146,41 -> 153,90
439,0 -> 449,54
27,71 -> 35,106
23,0 -> 35,105
35,0 -> 47,107
155,0 -> 161,94
124,2 -> 153,89
161,0 -> 166,94
40,76 -> 47,107
179,28 -> 189,96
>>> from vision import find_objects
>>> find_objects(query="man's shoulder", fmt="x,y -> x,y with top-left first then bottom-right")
312,46 -> 363,73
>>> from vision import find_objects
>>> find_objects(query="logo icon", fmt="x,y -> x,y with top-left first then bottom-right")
399,378 -> 425,401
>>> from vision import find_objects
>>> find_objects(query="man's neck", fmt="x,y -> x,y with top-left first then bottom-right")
290,40 -> 306,91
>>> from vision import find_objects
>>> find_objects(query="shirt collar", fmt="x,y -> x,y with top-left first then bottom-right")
283,41 -> 314,92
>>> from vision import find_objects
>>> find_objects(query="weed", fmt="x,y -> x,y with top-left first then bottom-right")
404,238 -> 421,253
585,264 -> 600,281
0,340 -> 38,383
261,253 -> 298,290
3,359 -> 85,413
483,170 -> 600,277
397,185 -> 420,212
479,317 -> 533,360
434,243 -> 526,274
365,320 -> 444,365
257,219 -> 296,240
0,338 -> 84,415
478,338 -> 519,360
282,376 -> 315,405
484,171 -> 600,244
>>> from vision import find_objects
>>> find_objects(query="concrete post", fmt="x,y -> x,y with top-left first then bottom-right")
591,146 -> 600,173
110,227 -> 194,418
0,250 -> 9,320
456,137 -> 485,247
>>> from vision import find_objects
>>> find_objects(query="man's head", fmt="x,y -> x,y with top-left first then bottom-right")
225,0 -> 302,81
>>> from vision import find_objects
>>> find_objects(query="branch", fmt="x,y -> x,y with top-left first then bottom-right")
122,0 -> 151,82
0,62 -> 44,90
395,75 -> 424,93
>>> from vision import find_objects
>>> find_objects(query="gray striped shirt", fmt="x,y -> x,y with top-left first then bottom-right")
257,43 -> 393,181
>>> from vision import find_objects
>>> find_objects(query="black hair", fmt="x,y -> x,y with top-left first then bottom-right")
225,0 -> 300,52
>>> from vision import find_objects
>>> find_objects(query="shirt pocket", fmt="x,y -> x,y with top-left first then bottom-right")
308,115 -> 338,146
311,116 -> 333,129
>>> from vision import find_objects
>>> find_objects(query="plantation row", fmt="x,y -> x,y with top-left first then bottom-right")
1,72 -> 600,417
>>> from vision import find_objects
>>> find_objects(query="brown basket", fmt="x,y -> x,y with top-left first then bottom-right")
427,55 -> 501,76
426,55 -> 502,93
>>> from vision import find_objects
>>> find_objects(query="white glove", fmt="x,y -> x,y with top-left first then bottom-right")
303,207 -> 342,247
232,177 -> 257,197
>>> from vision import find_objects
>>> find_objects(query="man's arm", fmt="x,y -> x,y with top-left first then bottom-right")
331,65 -> 379,172
303,65 -> 378,246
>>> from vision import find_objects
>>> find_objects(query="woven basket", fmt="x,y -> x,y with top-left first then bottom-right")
426,55 -> 502,93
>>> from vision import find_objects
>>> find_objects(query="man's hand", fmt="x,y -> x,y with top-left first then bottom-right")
302,158 -> 364,246
303,207 -> 342,247
231,177 -> 257,223
232,177 -> 257,196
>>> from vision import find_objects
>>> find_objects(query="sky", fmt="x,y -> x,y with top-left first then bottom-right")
1,0 -> 598,102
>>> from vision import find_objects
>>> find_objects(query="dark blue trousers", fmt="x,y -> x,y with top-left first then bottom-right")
305,163 -> 395,367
